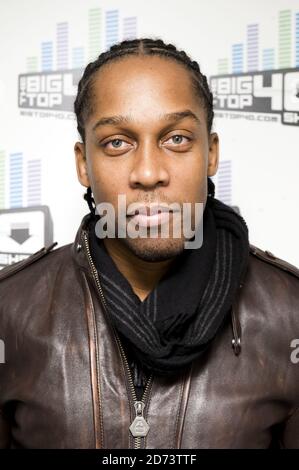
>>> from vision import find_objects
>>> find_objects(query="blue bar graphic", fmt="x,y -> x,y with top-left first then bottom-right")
296,12 -> 299,67
41,41 -> 53,71
57,22 -> 69,70
105,10 -> 119,50
27,160 -> 41,206
72,47 -> 85,68
262,48 -> 275,70
247,24 -> 259,71
123,16 -> 137,40
9,153 -> 23,208
232,43 -> 244,73
216,160 -> 232,205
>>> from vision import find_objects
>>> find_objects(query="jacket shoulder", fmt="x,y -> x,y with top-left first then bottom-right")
249,244 -> 299,280
0,242 -> 58,282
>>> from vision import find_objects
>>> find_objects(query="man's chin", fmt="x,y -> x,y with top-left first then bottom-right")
120,236 -> 186,262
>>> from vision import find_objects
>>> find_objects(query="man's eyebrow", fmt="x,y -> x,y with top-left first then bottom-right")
92,109 -> 201,131
163,110 -> 201,125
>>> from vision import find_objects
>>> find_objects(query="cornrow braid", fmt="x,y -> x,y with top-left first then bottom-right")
83,186 -> 96,216
74,37 -> 214,143
207,177 -> 215,198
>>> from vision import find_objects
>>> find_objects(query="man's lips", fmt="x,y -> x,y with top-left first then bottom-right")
126,204 -> 175,217
126,204 -> 178,227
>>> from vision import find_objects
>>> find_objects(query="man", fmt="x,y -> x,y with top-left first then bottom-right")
0,38 -> 298,449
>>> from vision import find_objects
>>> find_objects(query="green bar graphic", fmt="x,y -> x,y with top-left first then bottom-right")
0,150 -> 5,209
217,58 -> 229,74
26,56 -> 38,73
88,8 -> 102,61
278,9 -> 292,68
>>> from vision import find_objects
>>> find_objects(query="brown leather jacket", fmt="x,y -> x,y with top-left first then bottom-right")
0,212 -> 299,449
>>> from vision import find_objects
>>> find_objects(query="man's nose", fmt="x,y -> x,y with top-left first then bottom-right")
128,141 -> 170,189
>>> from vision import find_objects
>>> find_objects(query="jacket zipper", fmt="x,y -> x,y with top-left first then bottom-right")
82,231 -> 154,449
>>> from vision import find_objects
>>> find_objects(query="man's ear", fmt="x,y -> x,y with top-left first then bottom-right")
74,142 -> 90,188
207,132 -> 219,177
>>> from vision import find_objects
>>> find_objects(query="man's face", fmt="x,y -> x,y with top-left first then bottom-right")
75,55 -> 219,261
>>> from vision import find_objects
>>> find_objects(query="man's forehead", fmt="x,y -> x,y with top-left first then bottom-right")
91,55 -> 196,100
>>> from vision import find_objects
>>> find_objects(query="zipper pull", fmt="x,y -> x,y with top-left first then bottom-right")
129,401 -> 150,437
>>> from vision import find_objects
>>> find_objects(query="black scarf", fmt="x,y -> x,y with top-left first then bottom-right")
88,196 -> 249,377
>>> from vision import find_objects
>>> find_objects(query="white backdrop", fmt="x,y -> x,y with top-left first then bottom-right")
0,0 -> 298,267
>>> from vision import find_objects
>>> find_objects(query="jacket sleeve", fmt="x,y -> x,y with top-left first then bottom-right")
280,406 -> 299,448
0,289 -> 11,448
0,407 -> 11,448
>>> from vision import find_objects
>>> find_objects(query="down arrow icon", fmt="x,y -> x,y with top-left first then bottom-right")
10,225 -> 31,244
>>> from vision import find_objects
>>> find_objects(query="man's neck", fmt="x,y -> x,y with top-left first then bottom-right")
103,238 -> 176,302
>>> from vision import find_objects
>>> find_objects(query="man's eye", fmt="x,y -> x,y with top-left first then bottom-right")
165,135 -> 191,145
104,138 -> 127,149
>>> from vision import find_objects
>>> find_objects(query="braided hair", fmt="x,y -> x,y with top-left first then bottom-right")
74,37 -> 215,213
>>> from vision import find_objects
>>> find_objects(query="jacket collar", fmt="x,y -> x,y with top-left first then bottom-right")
71,211 -> 96,272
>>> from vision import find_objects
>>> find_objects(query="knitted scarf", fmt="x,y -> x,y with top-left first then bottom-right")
88,196 -> 249,377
